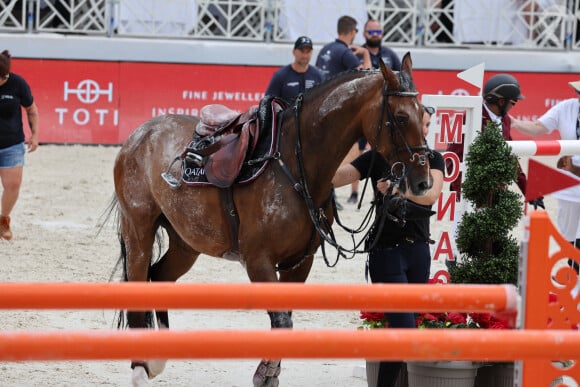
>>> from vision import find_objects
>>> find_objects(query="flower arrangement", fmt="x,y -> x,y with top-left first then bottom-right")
358,277 -> 512,330
416,311 -> 510,329
416,278 -> 512,329
359,311 -> 388,329
360,309 -> 510,330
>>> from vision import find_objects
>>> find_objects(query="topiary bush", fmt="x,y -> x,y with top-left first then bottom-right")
449,121 -> 523,285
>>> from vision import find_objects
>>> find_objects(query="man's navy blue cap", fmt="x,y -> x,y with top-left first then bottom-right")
294,36 -> 313,49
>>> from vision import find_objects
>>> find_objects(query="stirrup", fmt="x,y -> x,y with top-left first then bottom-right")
185,151 -> 204,166
161,156 -> 182,189
161,172 -> 181,189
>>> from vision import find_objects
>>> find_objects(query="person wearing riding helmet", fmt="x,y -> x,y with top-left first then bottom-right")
446,73 -> 544,209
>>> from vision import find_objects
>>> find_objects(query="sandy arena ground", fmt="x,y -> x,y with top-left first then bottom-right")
0,145 -> 560,386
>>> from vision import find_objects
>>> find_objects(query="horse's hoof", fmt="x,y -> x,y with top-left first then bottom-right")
253,360 -> 281,387
131,366 -> 149,387
147,359 -> 167,378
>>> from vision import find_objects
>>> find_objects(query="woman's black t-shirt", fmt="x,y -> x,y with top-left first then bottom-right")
350,150 -> 445,247
0,73 -> 34,149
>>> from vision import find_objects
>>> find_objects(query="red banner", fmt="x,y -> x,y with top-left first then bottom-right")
15,58 -> 577,144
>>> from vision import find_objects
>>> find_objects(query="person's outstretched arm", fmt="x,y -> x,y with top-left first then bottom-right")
510,116 -> 549,136
332,164 -> 361,188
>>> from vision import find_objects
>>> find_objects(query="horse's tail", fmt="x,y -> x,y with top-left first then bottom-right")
102,193 -> 165,329
100,194 -> 125,282
99,194 -> 128,328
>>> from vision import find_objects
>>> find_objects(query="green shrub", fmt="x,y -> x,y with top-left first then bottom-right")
449,121 -> 523,285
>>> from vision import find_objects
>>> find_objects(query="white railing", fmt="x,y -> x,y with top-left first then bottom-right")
0,0 -> 578,51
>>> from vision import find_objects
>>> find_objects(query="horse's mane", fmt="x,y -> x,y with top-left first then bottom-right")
276,70 -> 374,120
277,67 -> 416,121
303,69 -> 374,103
302,68 -> 416,104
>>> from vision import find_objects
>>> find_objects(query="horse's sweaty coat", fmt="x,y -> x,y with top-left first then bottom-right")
111,53 -> 431,387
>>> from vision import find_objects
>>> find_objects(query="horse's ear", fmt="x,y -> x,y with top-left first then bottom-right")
379,57 -> 400,91
401,52 -> 413,77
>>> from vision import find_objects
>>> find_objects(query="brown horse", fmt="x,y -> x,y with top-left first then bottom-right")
112,53 -> 431,386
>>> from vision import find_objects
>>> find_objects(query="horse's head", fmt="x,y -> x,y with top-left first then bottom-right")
368,52 -> 432,196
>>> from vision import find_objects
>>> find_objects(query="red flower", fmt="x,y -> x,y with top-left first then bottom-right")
446,312 -> 468,325
360,311 -> 386,323
417,279 -> 512,329
470,313 -> 492,328
359,311 -> 388,329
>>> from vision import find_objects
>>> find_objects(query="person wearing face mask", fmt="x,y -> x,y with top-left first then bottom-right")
332,105 -> 444,387
346,19 -> 402,205
361,19 -> 401,72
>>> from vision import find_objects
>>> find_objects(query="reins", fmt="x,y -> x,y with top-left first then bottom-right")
332,82 -> 423,256
275,76 -> 426,267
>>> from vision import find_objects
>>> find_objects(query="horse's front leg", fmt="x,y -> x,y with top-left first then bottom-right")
252,254 -> 314,387
252,311 -> 292,387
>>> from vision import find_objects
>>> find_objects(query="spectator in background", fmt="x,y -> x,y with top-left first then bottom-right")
265,36 -> 323,103
315,15 -> 371,80
0,50 -> 39,240
346,19 -> 401,205
511,80 -> 580,256
316,15 -> 370,208
332,105 -> 444,386
361,19 -> 400,72
430,0 -> 454,43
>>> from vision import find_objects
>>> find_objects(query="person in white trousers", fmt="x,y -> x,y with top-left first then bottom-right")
511,81 -> 580,262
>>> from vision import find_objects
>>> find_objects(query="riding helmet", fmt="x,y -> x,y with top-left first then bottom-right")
483,74 -> 525,102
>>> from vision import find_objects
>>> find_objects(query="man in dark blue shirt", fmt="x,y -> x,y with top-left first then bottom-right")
265,36 -> 323,103
362,19 -> 401,71
316,16 -> 371,206
346,19 -> 401,204
315,15 -> 370,80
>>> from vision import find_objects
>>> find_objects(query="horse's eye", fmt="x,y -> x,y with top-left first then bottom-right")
395,115 -> 408,127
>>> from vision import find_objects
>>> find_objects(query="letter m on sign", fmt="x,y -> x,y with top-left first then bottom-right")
440,113 -> 464,143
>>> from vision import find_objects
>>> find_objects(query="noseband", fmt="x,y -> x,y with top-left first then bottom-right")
379,84 -> 432,169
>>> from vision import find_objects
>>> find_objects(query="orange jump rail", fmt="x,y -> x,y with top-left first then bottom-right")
0,282 -> 518,313
0,329 -> 578,362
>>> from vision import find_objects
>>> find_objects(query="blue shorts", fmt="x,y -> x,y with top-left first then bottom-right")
0,143 -> 26,168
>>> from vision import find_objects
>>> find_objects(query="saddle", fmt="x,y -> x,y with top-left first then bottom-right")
187,104 -> 260,188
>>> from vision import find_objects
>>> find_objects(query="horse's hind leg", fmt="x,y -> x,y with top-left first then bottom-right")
145,225 -> 200,378
119,219 -> 157,384
150,224 -> 199,328
252,254 -> 314,387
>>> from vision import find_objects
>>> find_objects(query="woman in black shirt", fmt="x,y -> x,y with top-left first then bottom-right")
0,50 -> 39,240
332,105 -> 444,386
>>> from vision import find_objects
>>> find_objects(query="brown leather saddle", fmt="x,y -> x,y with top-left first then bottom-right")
186,104 -> 260,188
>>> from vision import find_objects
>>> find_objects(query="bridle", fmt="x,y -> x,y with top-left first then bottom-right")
273,75 -> 431,268
381,84 -> 432,172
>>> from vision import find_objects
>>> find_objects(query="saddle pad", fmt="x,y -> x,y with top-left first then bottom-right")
181,99 -> 282,187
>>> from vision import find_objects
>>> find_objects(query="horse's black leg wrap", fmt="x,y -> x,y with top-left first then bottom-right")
268,311 -> 293,329
131,361 -> 150,377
